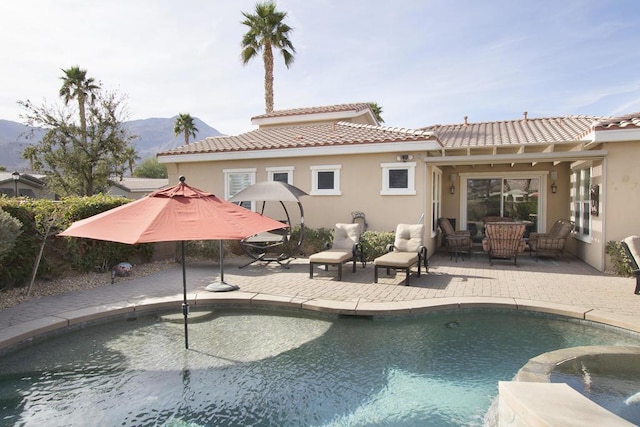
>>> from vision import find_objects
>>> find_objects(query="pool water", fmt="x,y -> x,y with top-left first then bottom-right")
0,309 -> 638,427
551,353 -> 640,424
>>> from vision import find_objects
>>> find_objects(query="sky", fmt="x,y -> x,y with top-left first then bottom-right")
1,0 -> 639,136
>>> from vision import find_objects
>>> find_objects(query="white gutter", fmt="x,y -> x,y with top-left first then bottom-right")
422,150 -> 608,166
158,140 -> 440,164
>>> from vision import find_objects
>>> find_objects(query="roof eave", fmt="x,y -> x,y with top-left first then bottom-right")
158,140 -> 439,163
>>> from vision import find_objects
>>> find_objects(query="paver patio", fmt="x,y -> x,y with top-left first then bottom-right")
2,250 -> 640,351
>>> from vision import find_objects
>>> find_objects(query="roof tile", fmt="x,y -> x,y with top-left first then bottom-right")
158,122 -> 434,156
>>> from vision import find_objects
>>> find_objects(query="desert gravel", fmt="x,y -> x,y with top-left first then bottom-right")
0,260 -> 176,311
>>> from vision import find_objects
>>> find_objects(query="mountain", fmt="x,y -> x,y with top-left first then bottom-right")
0,117 -> 223,171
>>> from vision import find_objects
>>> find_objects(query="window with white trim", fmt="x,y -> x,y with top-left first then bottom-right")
431,169 -> 442,235
380,162 -> 416,195
571,167 -> 591,238
267,166 -> 294,184
224,168 -> 256,209
310,165 -> 341,195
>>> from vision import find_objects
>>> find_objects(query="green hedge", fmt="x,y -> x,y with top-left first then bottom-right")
0,195 -> 152,289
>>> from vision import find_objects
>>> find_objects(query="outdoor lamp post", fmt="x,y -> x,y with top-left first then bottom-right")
11,171 -> 19,197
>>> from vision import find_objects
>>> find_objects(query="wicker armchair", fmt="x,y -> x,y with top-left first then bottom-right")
482,222 -> 526,266
528,219 -> 574,261
437,217 -> 473,259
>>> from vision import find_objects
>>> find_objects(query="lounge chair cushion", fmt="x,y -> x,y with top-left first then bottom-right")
373,252 -> 419,268
309,249 -> 353,264
393,224 -> 424,253
332,223 -> 360,250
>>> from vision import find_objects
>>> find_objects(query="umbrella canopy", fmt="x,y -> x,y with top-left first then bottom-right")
59,177 -> 287,349
60,179 -> 286,244
229,181 -> 308,203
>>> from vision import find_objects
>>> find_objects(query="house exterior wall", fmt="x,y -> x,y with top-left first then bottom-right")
602,140 -> 640,271
165,151 -> 431,248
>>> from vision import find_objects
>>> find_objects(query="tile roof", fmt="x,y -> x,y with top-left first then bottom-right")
251,103 -> 372,121
592,112 -> 640,131
158,122 -> 434,156
421,115 -> 605,148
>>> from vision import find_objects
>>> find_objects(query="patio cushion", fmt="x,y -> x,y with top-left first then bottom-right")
309,249 -> 353,264
332,223 -> 360,250
393,224 -> 424,253
373,252 -> 419,268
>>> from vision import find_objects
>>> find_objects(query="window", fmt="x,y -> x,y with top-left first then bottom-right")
224,168 -> 256,209
267,166 -> 294,184
310,165 -> 341,195
572,167 -> 591,238
380,162 -> 416,195
431,169 -> 442,235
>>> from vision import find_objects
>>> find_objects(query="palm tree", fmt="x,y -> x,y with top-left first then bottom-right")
59,66 -> 100,144
241,1 -> 296,113
173,113 -> 199,145
369,102 -> 385,124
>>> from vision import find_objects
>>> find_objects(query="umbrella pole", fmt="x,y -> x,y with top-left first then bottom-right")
204,240 -> 239,292
181,241 -> 189,349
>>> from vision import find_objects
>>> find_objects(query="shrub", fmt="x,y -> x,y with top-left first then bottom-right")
605,240 -> 634,277
0,208 -> 22,260
0,195 -> 153,289
361,230 -> 396,261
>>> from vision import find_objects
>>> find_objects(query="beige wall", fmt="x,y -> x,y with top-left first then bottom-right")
167,152 -> 429,233
602,141 -> 640,270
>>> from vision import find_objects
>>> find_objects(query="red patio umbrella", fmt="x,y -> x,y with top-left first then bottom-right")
59,176 -> 286,349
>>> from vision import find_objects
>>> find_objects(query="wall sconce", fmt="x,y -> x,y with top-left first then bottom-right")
396,154 -> 413,162
550,171 -> 558,194
449,174 -> 456,195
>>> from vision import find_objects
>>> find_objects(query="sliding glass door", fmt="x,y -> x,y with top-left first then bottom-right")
465,176 -> 540,240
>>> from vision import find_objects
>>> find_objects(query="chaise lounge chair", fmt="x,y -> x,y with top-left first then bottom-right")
309,223 -> 365,281
482,222 -> 526,266
528,219 -> 575,261
373,224 -> 427,286
621,236 -> 640,295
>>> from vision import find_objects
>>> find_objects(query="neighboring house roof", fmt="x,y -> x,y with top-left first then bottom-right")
157,122 -> 435,157
107,177 -> 168,193
0,172 -> 46,188
421,115 -> 605,148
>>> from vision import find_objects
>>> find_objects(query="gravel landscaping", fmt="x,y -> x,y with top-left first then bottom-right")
0,260 -> 177,311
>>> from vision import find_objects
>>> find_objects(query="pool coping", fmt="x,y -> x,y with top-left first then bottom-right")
2,292 -> 640,352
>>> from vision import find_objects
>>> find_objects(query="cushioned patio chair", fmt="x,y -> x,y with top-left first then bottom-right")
482,222 -> 526,266
373,224 -> 428,286
309,223 -> 365,281
437,217 -> 473,260
621,236 -> 640,295
528,219 -> 575,261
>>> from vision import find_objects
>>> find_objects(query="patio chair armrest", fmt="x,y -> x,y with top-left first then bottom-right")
385,244 -> 395,253
454,230 -> 472,238
322,242 -> 331,250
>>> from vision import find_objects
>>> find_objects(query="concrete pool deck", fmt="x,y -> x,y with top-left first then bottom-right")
2,251 -> 640,351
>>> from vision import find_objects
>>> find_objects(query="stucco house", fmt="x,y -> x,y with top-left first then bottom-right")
107,177 -> 169,199
0,172 -> 52,199
157,103 -> 640,272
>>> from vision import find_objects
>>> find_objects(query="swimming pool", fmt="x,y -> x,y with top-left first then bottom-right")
0,308 -> 638,426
